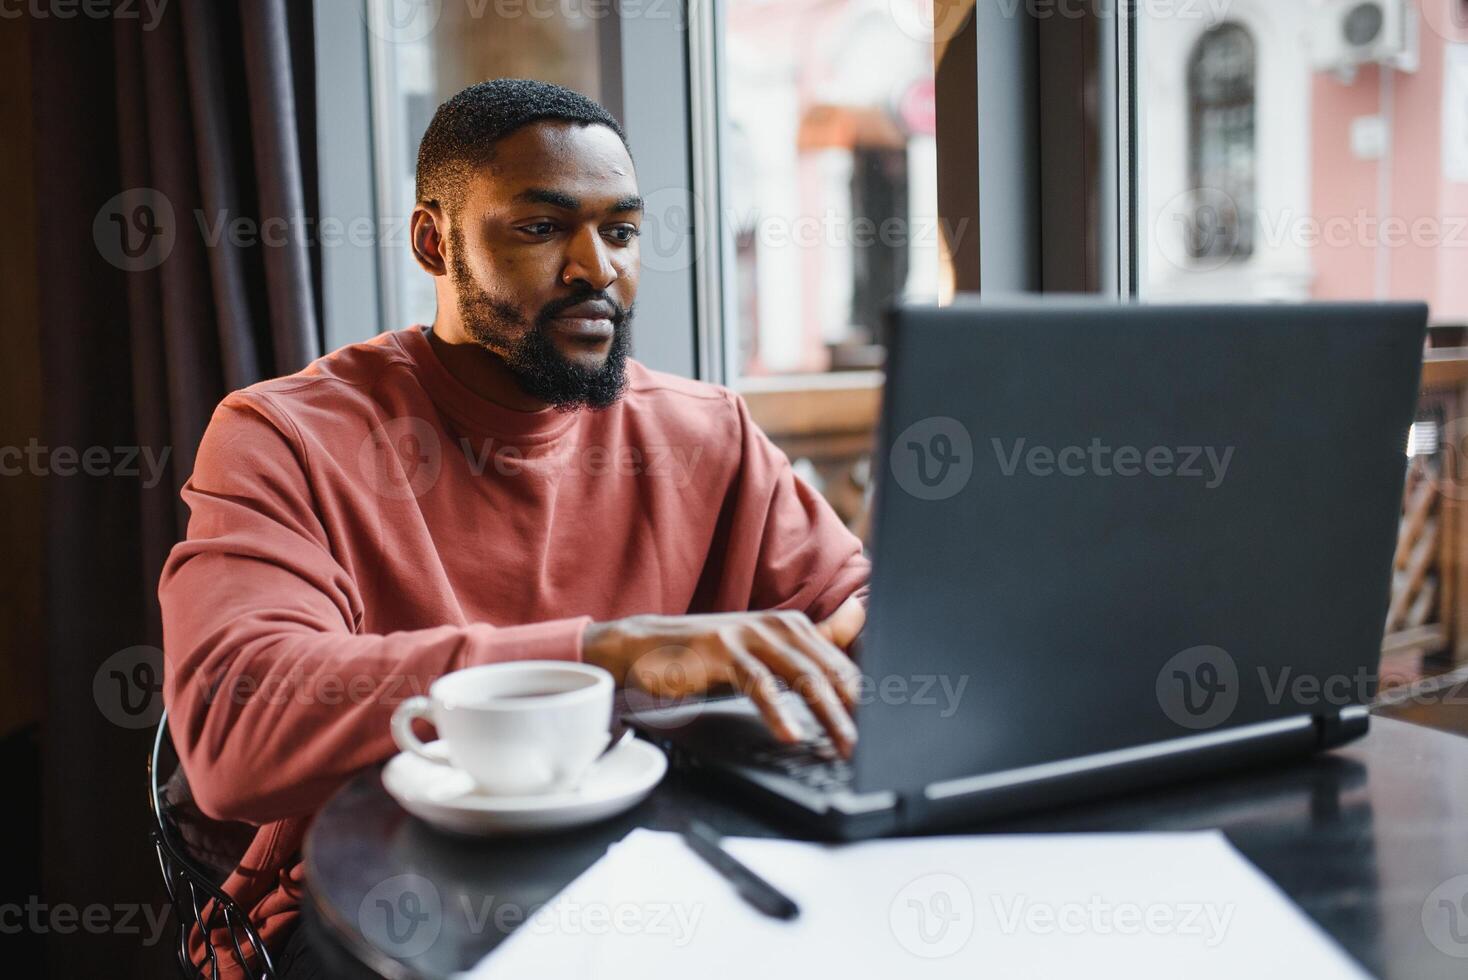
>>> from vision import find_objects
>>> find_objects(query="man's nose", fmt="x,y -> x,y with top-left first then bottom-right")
561,226 -> 618,291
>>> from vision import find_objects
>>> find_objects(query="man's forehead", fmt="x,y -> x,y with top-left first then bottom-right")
472,121 -> 637,205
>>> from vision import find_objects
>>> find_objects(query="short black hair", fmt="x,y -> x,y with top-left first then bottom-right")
415,78 -> 630,216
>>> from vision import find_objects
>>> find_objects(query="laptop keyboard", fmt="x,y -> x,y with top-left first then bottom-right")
747,735 -> 855,793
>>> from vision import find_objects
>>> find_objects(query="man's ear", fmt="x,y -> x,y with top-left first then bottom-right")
410,204 -> 448,276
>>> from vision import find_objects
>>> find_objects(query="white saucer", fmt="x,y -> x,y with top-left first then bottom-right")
382,737 -> 667,837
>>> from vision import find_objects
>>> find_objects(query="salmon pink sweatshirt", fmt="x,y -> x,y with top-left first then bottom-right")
158,325 -> 869,966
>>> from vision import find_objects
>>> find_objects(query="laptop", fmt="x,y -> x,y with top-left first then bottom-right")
625,299 -> 1428,840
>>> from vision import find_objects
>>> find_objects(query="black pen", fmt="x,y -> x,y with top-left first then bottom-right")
681,819 -> 800,921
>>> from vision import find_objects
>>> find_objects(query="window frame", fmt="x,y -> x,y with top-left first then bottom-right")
315,0 -> 1140,383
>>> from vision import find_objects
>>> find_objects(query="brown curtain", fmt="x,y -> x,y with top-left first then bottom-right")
31,0 -> 321,974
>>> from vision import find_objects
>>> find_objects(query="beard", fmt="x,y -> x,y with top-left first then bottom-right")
448,238 -> 632,412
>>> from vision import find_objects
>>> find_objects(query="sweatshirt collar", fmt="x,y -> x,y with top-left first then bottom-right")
395,325 -> 583,446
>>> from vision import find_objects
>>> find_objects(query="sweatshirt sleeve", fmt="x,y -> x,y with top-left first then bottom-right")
713,391 -> 871,623
158,394 -> 589,825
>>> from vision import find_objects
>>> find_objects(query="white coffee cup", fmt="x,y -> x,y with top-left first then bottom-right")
391,661 -> 614,796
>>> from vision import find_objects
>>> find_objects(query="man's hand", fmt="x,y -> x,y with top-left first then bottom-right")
817,594 -> 865,651
583,607 -> 863,758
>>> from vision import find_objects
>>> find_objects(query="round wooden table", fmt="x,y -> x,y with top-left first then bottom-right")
304,715 -> 1468,979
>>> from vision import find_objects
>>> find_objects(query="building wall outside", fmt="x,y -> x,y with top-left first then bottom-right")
1146,0 -> 1468,324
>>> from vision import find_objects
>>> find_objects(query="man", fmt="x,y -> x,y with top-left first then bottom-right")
159,78 -> 869,974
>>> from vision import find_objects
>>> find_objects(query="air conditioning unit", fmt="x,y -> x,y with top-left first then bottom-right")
1310,0 -> 1419,77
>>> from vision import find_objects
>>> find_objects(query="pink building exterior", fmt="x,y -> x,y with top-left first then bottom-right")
1312,0 -> 1468,322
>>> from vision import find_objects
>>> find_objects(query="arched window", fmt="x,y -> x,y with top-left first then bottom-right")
1187,23 -> 1256,262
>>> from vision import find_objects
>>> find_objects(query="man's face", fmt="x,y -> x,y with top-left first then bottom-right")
445,121 -> 642,410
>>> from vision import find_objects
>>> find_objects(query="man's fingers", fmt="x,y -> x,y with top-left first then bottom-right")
816,595 -> 866,651
716,634 -> 803,744
783,614 -> 862,709
750,623 -> 857,758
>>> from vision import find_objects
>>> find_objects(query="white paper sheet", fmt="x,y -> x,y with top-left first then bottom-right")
456,828 -> 1368,979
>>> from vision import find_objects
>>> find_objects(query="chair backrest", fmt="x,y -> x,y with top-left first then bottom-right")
149,709 -> 276,979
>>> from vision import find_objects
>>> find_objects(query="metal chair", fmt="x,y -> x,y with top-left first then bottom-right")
148,709 -> 276,979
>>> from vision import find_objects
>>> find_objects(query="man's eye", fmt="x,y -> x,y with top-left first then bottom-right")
605,225 -> 640,244
520,222 -> 557,237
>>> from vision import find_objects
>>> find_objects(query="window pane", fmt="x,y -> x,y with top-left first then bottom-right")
1136,3 -> 1468,673
1139,2 -> 1468,312
366,1 -> 608,330
722,0 -> 941,378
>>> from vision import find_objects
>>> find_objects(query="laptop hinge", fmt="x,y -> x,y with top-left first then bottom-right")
898,789 -> 934,830
1315,704 -> 1370,748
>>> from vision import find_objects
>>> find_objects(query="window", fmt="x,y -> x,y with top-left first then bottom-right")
1135,1 -> 1468,664
719,0 -> 941,379
1186,23 -> 1256,264
1140,1 -> 1468,311
363,1 -> 611,333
